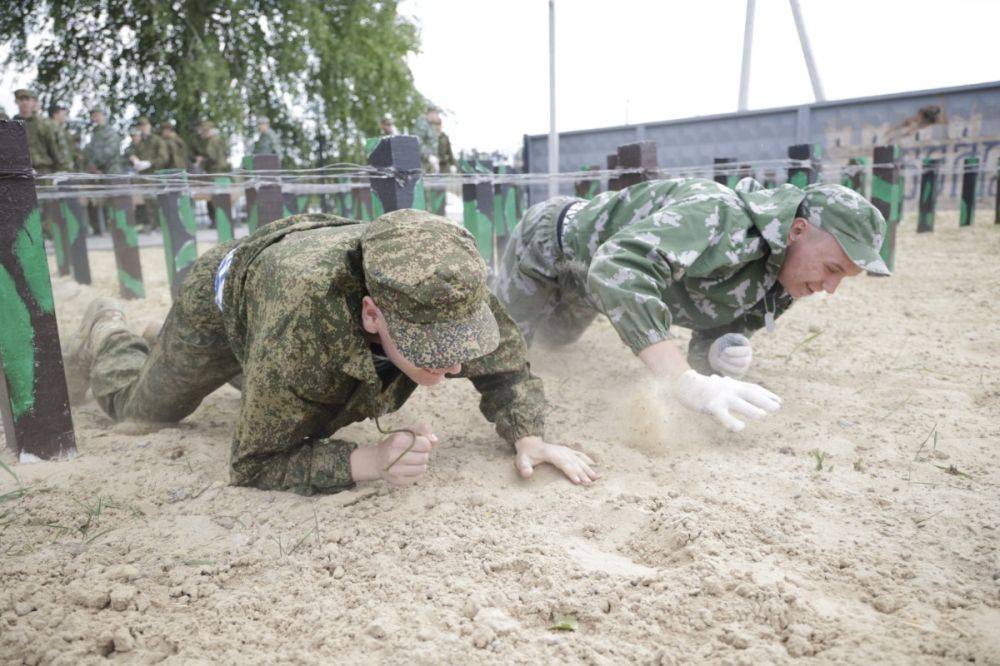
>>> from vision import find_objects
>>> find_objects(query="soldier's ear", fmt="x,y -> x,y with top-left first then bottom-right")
788,217 -> 809,242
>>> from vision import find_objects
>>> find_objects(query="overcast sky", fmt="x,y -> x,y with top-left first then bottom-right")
4,0 -> 997,157
402,0 -> 1000,154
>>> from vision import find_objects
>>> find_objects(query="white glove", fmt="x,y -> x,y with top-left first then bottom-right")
708,333 -> 753,378
673,369 -> 781,432
427,154 -> 440,173
134,159 -> 152,172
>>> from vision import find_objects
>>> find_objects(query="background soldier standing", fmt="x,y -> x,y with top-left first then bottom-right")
135,116 -> 169,172
193,120 -> 231,173
83,107 -> 125,235
251,116 -> 281,159
48,102 -> 77,171
159,120 -> 190,170
13,89 -> 64,174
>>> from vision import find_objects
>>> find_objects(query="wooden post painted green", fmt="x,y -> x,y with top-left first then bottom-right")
787,144 -> 820,189
0,120 -> 77,460
461,160 -> 495,262
871,145 -> 901,273
917,158 -> 941,233
959,156 -> 979,227
607,154 -> 621,191
842,157 -> 867,196
713,158 -> 735,188
42,200 -> 70,277
108,193 -> 145,300
212,177 -> 235,243
574,165 -> 600,200
157,170 -> 198,300
61,195 -> 92,284
242,155 -> 259,233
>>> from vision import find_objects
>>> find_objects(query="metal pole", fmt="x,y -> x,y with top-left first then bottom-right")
789,0 -> 825,102
738,0 -> 755,111
547,0 -> 558,198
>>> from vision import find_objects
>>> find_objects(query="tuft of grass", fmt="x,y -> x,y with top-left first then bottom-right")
549,615 -> 578,632
934,464 -> 971,480
784,330 -> 823,363
853,458 -> 864,472
0,459 -> 19,484
811,450 -> 828,472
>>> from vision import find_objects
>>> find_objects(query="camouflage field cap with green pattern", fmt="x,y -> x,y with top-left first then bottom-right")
14,89 -> 37,100
800,183 -> 890,275
362,209 -> 501,368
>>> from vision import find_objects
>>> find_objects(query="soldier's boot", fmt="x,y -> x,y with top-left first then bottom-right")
63,297 -> 129,405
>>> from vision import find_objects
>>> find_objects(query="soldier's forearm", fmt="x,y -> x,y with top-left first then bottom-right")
637,339 -> 691,380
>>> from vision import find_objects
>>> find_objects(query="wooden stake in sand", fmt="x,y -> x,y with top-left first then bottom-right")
917,158 -> 941,233
61,194 -> 93,284
253,154 -> 284,228
108,192 -> 146,300
461,159 -> 495,263
367,134 -> 422,216
959,156 -> 979,227
713,157 -> 737,188
787,143 -> 820,189
212,176 -> 235,243
607,153 -> 621,192
871,144 -> 901,273
157,170 -> 198,300
617,141 -> 658,190
0,120 -> 77,461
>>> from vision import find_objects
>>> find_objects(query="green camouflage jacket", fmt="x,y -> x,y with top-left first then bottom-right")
252,129 -> 281,158
134,134 -> 170,171
219,213 -> 546,493
14,114 -> 64,173
560,178 -> 799,364
84,124 -> 124,174
160,133 -> 189,170
195,134 -> 231,173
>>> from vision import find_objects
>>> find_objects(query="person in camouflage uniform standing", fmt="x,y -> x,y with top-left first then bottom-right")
83,108 -> 124,175
495,178 -> 888,432
159,120 -> 189,170
251,117 -> 281,160
12,89 -> 64,174
412,103 -> 441,173
131,116 -> 169,172
64,210 -> 599,493
48,103 -> 77,171
193,120 -> 231,173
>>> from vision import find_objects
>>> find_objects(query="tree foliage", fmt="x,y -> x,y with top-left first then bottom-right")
1,1 -> 424,164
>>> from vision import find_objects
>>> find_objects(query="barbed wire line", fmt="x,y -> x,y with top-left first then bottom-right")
24,157 -> 998,201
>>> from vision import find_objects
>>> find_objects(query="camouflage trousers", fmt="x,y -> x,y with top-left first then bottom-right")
493,196 -> 598,347
90,242 -> 242,422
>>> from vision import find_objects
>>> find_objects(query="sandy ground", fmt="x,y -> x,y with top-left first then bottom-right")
2,212 -> 999,665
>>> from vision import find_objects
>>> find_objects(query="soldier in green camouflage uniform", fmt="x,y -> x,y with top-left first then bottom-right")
193,120 -> 231,173
159,120 -> 189,170
83,108 -> 124,175
251,117 -> 281,159
12,89 -> 64,174
133,116 -> 169,171
495,178 -> 888,432
412,103 -> 441,173
65,210 -> 600,494
48,103 -> 77,171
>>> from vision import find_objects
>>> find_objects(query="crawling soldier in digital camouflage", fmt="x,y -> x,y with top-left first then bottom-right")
64,210 -> 599,494
495,178 -> 888,432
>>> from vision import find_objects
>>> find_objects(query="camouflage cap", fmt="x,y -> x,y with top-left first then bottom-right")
137,115 -> 152,125
800,183 -> 890,276
362,209 -> 500,368
14,89 -> 37,100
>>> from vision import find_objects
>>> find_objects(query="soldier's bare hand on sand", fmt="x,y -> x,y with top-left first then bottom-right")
351,423 -> 437,486
514,436 -> 600,485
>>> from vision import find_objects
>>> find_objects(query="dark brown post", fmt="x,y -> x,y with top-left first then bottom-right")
917,158 -> 941,233
713,157 -> 736,187
61,195 -> 92,284
871,145 -> 901,273
368,135 -> 422,215
212,177 -> 235,243
959,156 -> 979,227
607,154 -> 621,191
0,120 -> 77,460
108,193 -> 146,299
787,143 -> 820,188
253,154 -> 284,227
617,141 -> 658,189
